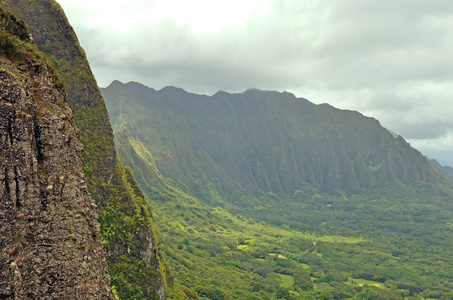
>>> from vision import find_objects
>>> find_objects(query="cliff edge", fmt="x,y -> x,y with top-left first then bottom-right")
1,2 -> 171,298
0,7 -> 114,298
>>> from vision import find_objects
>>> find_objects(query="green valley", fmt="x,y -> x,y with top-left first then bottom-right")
102,81 -> 453,299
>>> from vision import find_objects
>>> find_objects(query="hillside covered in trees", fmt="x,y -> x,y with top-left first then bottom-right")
102,80 -> 453,299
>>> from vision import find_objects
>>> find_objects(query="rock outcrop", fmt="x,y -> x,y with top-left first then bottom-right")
0,19 -> 114,298
2,1 -> 171,298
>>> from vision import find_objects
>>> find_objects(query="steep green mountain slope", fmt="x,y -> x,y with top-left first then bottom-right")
1,3 -> 172,299
103,81 -> 453,299
102,81 -> 444,201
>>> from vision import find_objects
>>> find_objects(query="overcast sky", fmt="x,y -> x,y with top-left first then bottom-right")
57,0 -> 453,166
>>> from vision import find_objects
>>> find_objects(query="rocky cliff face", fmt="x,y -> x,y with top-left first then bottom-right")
2,2 -> 171,298
0,0 -> 172,299
0,21 -> 114,298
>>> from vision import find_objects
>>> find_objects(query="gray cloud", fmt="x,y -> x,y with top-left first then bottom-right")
58,0 -> 453,165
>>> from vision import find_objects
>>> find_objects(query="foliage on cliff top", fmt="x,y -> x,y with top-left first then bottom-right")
0,6 -> 63,88
0,6 -> 28,41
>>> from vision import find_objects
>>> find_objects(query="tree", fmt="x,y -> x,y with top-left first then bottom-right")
210,289 -> 225,300
276,287 -> 292,300
293,270 -> 313,291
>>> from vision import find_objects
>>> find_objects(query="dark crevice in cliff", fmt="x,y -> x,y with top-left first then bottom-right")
14,166 -> 20,209
6,110 -> 14,148
34,124 -> 43,164
35,123 -> 48,213
40,188 -> 48,211
3,168 -> 11,203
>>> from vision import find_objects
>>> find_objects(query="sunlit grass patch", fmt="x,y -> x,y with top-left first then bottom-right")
347,277 -> 385,288
277,273 -> 295,288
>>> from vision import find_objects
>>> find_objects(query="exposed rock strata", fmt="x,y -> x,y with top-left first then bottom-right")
2,1 -> 171,298
0,58 -> 114,299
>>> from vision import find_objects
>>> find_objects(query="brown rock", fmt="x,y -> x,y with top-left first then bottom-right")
0,59 -> 114,299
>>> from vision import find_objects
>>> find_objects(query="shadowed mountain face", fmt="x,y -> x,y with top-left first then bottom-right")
102,81 -> 442,203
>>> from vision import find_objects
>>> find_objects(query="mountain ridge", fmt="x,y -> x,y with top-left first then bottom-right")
102,80 -> 444,203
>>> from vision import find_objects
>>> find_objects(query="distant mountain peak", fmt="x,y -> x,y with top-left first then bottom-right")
159,85 -> 189,94
104,79 -> 127,89
242,87 -> 296,98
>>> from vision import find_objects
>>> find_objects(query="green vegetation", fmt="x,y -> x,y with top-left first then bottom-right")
103,81 -> 453,299
148,182 -> 453,299
96,157 -> 172,299
0,5 -> 30,60
0,6 -> 63,88
125,150 -> 453,299
12,231 -> 23,244
0,7 -> 28,40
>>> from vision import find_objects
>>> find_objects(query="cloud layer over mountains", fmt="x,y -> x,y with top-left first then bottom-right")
58,0 -> 453,165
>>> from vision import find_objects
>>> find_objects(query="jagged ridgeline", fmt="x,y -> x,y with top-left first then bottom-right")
102,81 -> 445,204
1,2 -> 172,299
0,6 -> 113,298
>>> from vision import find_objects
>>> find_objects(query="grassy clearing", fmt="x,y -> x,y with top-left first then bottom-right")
316,235 -> 363,244
347,277 -> 385,288
277,273 -> 295,288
